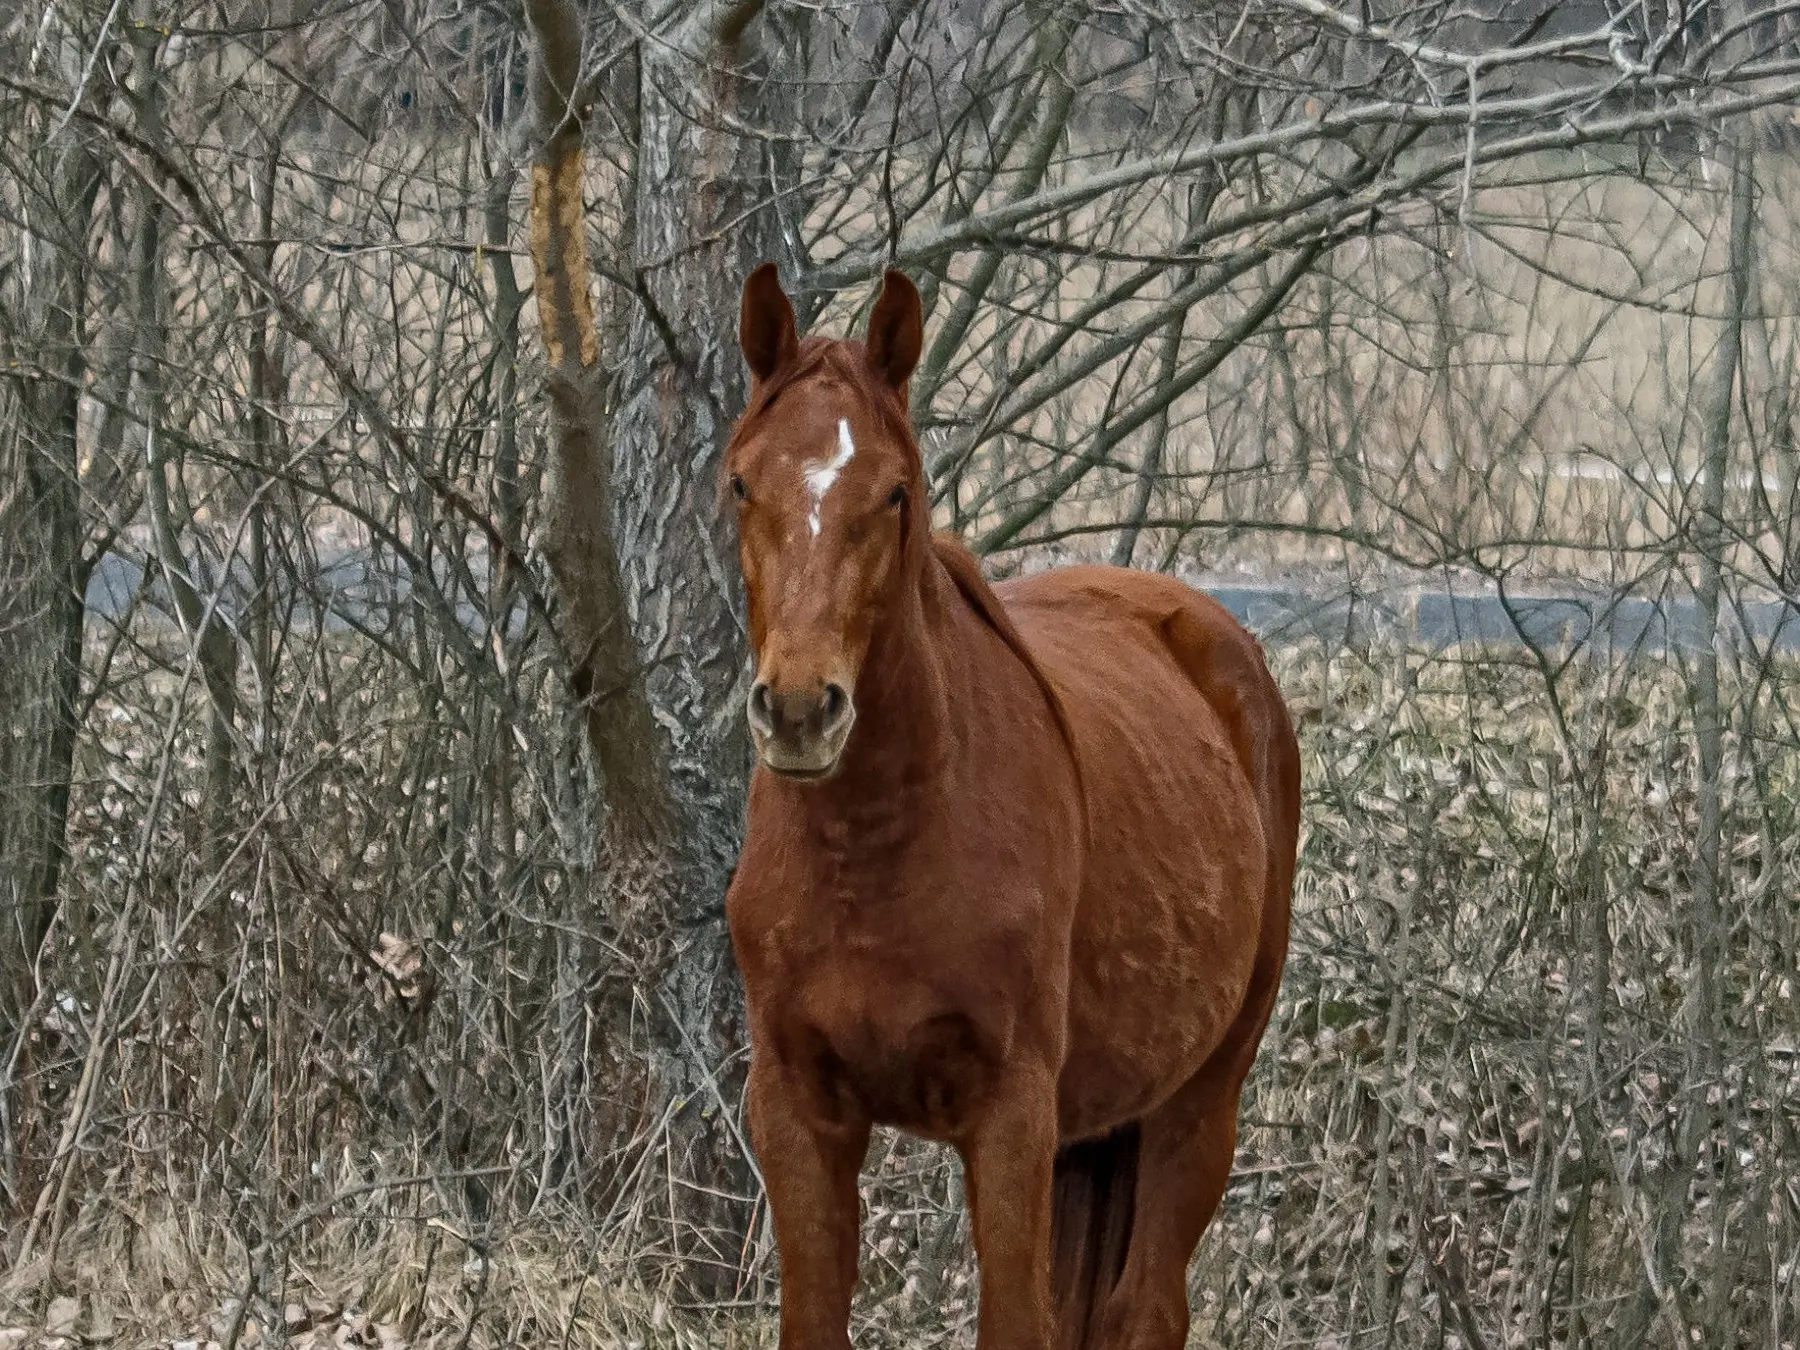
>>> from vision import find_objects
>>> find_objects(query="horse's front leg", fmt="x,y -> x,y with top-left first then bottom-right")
961,1061 -> 1060,1350
748,1059 -> 871,1350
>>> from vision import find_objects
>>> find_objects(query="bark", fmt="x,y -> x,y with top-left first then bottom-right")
523,0 -> 799,1288
245,93 -> 300,746
526,0 -> 670,849
0,116 -> 100,1208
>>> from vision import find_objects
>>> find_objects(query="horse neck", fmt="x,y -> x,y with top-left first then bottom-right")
813,549 -> 970,813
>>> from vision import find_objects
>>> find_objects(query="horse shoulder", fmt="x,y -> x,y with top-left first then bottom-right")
726,800 -> 813,982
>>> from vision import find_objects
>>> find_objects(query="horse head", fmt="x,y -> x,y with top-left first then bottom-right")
725,264 -> 927,781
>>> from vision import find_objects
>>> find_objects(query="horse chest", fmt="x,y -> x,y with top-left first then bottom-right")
776,938 -> 1013,1139
731,813 -> 1057,1138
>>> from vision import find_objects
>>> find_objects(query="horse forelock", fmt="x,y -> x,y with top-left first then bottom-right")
728,337 -> 920,478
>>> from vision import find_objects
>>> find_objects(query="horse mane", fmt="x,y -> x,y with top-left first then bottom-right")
930,533 -> 1089,838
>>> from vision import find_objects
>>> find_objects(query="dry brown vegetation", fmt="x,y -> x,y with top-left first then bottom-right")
6,645 -> 1797,1350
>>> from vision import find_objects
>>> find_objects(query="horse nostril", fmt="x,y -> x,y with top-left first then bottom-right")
748,682 -> 775,734
822,682 -> 849,725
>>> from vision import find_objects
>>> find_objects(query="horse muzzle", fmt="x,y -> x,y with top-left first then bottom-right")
747,678 -> 856,780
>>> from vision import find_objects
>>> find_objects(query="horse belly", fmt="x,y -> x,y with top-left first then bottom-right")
1044,636 -> 1268,1139
1057,826 -> 1263,1138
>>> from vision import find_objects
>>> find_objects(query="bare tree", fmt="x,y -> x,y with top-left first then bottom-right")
522,0 -> 813,1282
0,6 -> 102,1207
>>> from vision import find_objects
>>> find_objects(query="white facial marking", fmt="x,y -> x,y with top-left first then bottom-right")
804,418 -> 856,537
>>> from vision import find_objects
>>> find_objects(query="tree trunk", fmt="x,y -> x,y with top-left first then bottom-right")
523,0 -> 800,1290
0,108 -> 100,1209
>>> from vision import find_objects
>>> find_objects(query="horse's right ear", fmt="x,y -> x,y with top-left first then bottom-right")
740,263 -> 798,383
865,269 -> 922,394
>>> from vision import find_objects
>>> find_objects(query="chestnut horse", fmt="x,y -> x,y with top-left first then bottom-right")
724,265 -> 1300,1350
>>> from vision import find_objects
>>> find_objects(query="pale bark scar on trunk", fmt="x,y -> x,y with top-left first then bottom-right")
529,150 -> 600,370
528,162 -> 564,368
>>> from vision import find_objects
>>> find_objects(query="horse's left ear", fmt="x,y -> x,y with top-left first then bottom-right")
865,269 -> 922,397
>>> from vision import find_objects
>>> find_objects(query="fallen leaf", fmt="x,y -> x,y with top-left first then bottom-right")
370,933 -> 430,1010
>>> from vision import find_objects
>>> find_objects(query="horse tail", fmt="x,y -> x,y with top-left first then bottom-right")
1050,1122 -> 1140,1350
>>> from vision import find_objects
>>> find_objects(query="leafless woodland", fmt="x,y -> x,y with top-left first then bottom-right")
2,0 -> 1799,1346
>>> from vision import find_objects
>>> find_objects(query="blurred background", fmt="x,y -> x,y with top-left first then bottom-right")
2,1 -> 1797,1346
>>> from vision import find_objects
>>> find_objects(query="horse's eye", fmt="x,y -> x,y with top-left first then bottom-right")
887,484 -> 907,508
731,474 -> 749,502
